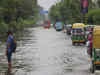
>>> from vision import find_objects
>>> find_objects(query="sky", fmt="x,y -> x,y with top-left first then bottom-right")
38,0 -> 60,10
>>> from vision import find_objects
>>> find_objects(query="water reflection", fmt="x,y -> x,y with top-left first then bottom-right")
0,28 -> 37,75
0,27 -> 92,75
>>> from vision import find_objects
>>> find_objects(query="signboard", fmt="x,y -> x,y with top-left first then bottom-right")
81,0 -> 88,14
40,10 -> 48,14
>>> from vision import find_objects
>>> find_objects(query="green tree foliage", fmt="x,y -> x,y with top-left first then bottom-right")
49,0 -> 100,24
49,0 -> 82,24
0,0 -> 39,32
87,9 -> 100,24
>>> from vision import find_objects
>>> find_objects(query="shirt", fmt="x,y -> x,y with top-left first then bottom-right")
7,35 -> 14,52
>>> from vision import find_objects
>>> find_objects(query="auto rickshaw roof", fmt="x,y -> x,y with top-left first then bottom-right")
66,24 -> 72,26
85,25 -> 96,29
72,23 -> 85,28
93,26 -> 100,48
94,26 -> 100,35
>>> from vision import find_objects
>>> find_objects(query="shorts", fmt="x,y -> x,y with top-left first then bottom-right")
7,51 -> 12,62
90,48 -> 92,58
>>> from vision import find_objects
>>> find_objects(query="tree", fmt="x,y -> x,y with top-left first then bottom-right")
87,9 -> 100,24
0,0 -> 39,31
49,0 -> 98,24
49,0 -> 81,24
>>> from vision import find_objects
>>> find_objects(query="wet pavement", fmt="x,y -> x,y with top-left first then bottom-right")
0,27 -> 97,75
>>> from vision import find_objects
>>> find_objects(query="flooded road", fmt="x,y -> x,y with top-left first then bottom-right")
0,27 -> 96,75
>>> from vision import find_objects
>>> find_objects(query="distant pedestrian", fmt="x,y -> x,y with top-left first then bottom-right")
87,32 -> 93,58
6,30 -> 17,72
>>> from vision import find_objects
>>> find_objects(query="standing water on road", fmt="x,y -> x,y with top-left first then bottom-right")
0,27 -> 95,75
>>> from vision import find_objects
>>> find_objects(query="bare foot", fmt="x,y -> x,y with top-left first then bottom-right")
8,68 -> 12,73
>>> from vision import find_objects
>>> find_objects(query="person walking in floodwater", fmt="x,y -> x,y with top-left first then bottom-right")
6,30 -> 16,72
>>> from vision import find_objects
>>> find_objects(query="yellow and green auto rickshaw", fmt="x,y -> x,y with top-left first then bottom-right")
71,23 -> 86,45
90,26 -> 100,73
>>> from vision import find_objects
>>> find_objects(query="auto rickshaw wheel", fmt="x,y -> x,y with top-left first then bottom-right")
90,61 -> 95,73
67,32 -> 71,35
72,42 -> 75,46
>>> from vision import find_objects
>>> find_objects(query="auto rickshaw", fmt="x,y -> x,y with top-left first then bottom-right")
71,23 -> 86,45
65,24 -> 72,35
90,26 -> 100,73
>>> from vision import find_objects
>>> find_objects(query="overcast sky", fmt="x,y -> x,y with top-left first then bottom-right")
38,0 -> 60,10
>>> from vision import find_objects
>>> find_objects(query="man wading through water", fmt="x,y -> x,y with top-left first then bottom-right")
6,30 -> 17,72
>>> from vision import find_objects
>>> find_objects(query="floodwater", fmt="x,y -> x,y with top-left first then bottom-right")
0,27 -> 98,75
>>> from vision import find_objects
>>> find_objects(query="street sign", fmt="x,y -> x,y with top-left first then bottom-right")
40,10 -> 48,14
